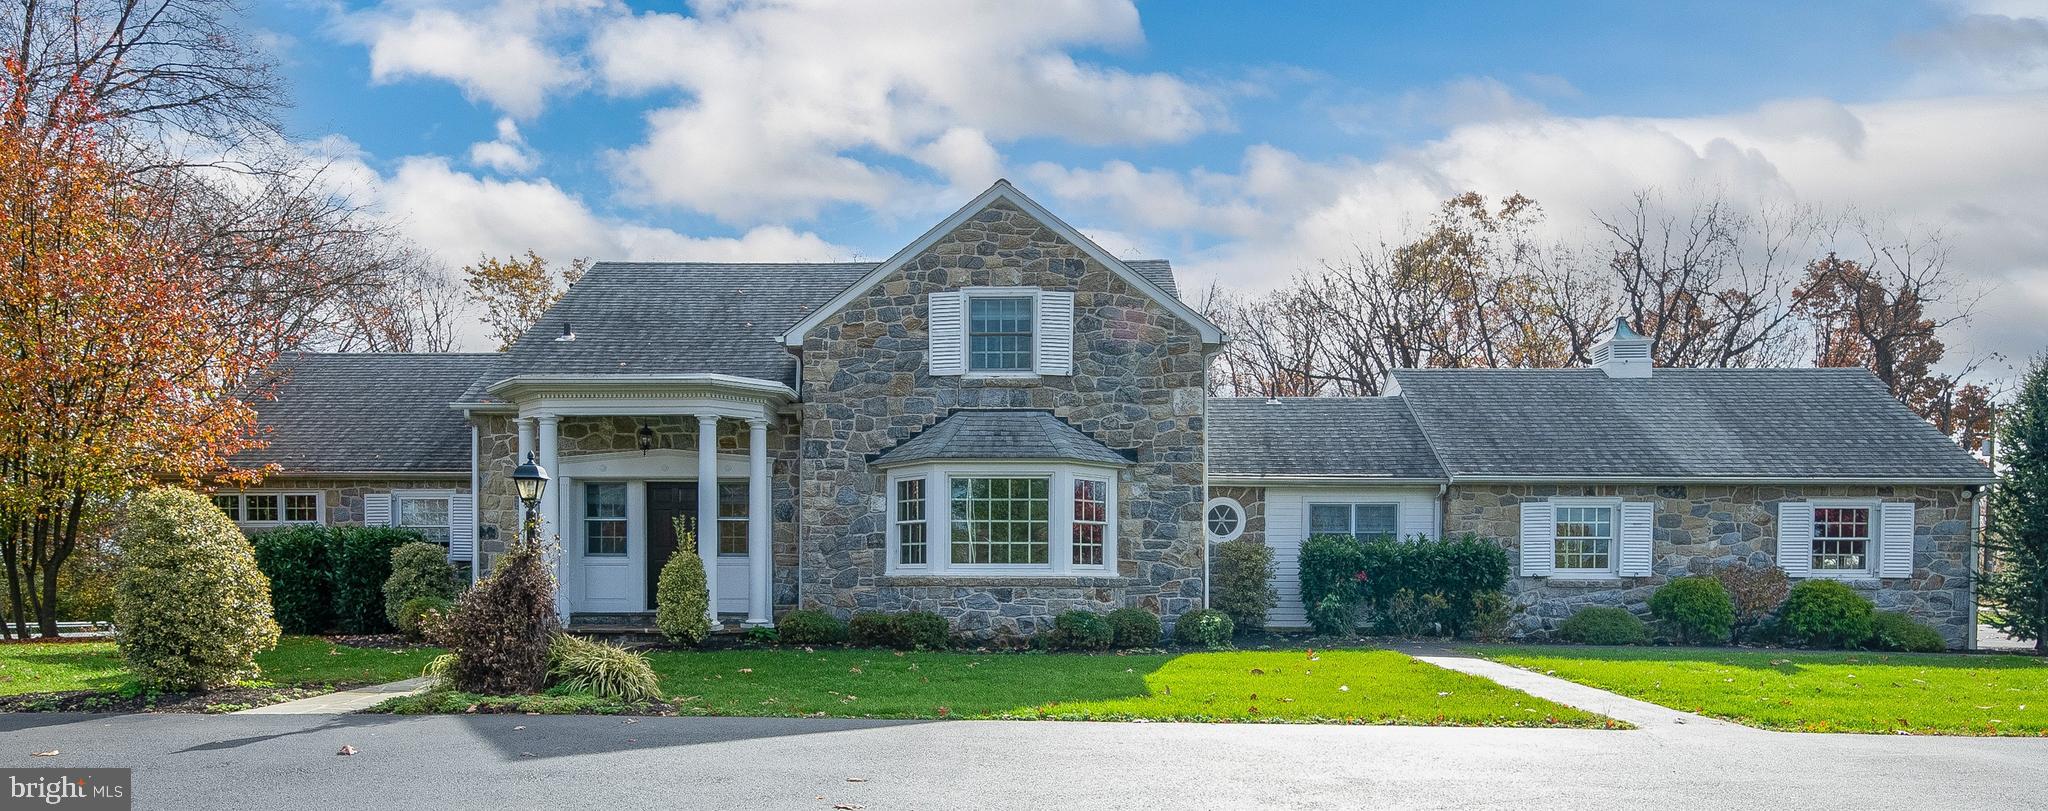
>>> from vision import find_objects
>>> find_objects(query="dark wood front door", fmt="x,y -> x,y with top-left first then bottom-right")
645,482 -> 698,611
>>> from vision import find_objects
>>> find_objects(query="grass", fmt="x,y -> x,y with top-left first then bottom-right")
620,648 -> 1612,727
0,636 -> 442,697
1473,645 -> 2048,736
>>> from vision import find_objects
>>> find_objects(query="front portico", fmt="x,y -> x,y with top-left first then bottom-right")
484,375 -> 793,628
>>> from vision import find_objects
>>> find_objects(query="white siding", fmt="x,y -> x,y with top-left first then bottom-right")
1260,486 -> 1442,629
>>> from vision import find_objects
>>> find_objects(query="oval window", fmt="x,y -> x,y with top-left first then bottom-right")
1205,497 -> 1245,542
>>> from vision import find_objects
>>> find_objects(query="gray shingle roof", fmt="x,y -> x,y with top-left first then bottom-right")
1388,367 -> 1992,482
1207,398 -> 1446,480
238,352 -> 496,475
1124,259 -> 1179,299
871,410 -> 1132,467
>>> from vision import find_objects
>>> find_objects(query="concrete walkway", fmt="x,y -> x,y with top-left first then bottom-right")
1393,642 -> 1745,734
234,677 -> 435,715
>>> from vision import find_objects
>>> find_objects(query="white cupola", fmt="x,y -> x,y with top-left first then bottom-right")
1591,318 -> 1653,378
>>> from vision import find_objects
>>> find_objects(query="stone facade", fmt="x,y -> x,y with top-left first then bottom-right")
256,475 -> 470,528
1444,483 -> 1978,647
795,199 -> 1209,643
1209,486 -> 1266,547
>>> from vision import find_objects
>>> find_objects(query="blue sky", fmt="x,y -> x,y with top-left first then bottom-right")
255,1 -> 2048,358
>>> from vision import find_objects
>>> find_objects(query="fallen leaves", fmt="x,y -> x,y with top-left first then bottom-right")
336,745 -> 357,756
31,750 -> 59,757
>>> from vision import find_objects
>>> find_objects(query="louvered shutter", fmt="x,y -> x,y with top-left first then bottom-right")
1878,501 -> 1916,579
362,493 -> 392,527
448,493 -> 477,561
927,291 -> 964,376
1034,291 -> 1074,376
1519,501 -> 1555,577
1618,501 -> 1654,576
1777,501 -> 1813,578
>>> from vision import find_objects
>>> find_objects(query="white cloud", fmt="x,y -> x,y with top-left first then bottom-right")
1900,9 -> 2048,95
468,117 -> 541,173
587,0 -> 1223,221
331,0 -> 619,118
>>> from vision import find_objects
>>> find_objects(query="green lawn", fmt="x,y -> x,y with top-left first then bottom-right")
0,636 -> 442,697
1474,645 -> 2048,735
635,648 -> 1611,727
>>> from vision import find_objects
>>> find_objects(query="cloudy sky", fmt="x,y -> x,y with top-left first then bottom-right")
265,1 -> 2048,363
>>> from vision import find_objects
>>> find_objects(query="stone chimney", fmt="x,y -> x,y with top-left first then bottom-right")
1591,318 -> 1652,378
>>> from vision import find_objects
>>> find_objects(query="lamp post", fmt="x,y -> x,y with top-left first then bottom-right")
511,452 -> 549,548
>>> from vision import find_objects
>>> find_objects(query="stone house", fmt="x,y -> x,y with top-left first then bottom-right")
231,181 -> 1993,646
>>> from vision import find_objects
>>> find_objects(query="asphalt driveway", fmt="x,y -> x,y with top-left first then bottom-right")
2,712 -> 2042,810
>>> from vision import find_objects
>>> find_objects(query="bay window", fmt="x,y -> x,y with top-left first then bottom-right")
886,463 -> 1117,575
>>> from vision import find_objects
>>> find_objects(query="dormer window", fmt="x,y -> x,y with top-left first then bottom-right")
968,294 -> 1034,372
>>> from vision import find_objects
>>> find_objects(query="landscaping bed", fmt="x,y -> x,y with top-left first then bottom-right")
384,648 -> 1616,727
1472,645 -> 2048,735
0,635 -> 442,713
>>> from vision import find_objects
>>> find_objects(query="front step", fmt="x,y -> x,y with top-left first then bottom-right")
566,612 -> 753,646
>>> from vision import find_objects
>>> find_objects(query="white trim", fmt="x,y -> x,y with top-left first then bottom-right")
1209,475 -> 1448,487
393,489 -> 458,546
1204,496 -> 1246,543
780,180 -> 1225,348
1303,499 -> 1404,540
1449,474 -> 1994,486
961,286 -> 1042,376
882,460 -> 1120,577
1794,498 -> 1882,579
212,490 -> 327,529
1546,497 -> 1623,577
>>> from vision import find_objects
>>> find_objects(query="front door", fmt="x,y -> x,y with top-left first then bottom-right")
645,482 -> 696,611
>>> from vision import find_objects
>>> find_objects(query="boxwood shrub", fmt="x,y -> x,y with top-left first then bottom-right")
1558,606 -> 1650,645
1648,576 -> 1736,645
1106,606 -> 1162,648
1298,534 -> 1368,635
384,542 -> 463,630
776,609 -> 848,645
1211,537 -> 1276,634
253,525 -> 421,634
252,525 -> 332,634
1778,580 -> 1876,648
1172,608 -> 1234,650
849,611 -> 950,650
1041,610 -> 1114,651
1869,611 -> 1947,652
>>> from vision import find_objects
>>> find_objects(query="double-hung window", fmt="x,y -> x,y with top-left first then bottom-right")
396,494 -> 453,545
1811,506 -> 1871,573
212,492 -> 323,527
895,479 -> 929,566
967,295 -> 1034,372
1553,504 -> 1615,573
583,483 -> 627,556
887,465 -> 1116,575
1308,503 -> 1400,541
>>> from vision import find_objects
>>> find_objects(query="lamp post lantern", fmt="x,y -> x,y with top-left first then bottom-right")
511,452 -> 549,547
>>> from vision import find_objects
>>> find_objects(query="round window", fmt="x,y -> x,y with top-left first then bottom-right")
1204,497 -> 1245,542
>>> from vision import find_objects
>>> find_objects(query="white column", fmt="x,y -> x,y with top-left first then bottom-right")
535,414 -> 567,622
696,414 -> 721,627
745,418 -> 772,627
515,417 -> 534,465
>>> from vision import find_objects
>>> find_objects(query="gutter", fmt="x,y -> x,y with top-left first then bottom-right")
1443,474 -> 1997,486
1208,475 -> 1448,487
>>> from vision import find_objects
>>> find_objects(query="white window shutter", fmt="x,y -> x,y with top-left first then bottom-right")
1878,501 -> 1916,579
1618,501 -> 1654,576
448,493 -> 477,561
1034,291 -> 1075,376
362,493 -> 392,527
927,291 -> 965,376
1519,501 -> 1555,577
1777,501 -> 1813,578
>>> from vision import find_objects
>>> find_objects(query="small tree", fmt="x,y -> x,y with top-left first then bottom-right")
1985,354 -> 2048,652
443,515 -> 558,694
655,519 -> 711,645
462,251 -> 587,350
113,489 -> 279,691
1211,538 -> 1276,634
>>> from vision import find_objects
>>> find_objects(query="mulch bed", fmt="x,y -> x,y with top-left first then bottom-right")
0,684 -> 364,714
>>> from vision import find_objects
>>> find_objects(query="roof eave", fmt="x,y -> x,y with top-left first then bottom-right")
484,373 -> 799,403
872,455 -> 1131,471
1444,473 -> 1994,486
1209,474 -> 1447,487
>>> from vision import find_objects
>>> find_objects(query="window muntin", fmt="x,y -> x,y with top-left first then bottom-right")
1553,505 -> 1615,572
967,295 -> 1034,372
212,494 -> 241,516
1309,502 -> 1400,540
896,478 -> 928,566
950,477 -> 1050,565
1072,478 -> 1108,566
244,493 -> 281,523
212,493 -> 321,526
716,482 -> 749,556
397,495 -> 452,545
1812,506 -> 1871,572
1205,498 -> 1245,542
583,483 -> 627,556
283,494 -> 321,523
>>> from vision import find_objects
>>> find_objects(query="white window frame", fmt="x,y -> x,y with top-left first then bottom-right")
393,489 -> 456,546
1549,497 -> 1622,577
1805,498 -> 1879,578
885,461 -> 1119,577
580,482 -> 630,558
962,287 -> 1042,379
1205,496 -> 1246,542
213,491 -> 325,528
713,481 -> 750,558
1306,501 -> 1403,541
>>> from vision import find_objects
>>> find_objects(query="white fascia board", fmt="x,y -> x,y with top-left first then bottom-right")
484,373 -> 798,403
1447,474 -> 1995,486
1208,475 -> 1448,487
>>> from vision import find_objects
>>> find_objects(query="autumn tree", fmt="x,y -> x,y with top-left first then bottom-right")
0,71 -> 269,638
1983,355 -> 2048,652
464,251 -> 587,350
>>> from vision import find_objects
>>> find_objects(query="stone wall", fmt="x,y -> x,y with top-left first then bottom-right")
796,199 -> 1209,643
1444,483 -> 1979,647
473,413 -> 803,612
255,475 -> 470,528
1209,486 -> 1266,547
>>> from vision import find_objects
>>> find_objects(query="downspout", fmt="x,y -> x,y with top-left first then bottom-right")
1967,484 -> 1984,651
469,419 -> 482,584
1437,482 -> 1449,538
1200,347 -> 1217,610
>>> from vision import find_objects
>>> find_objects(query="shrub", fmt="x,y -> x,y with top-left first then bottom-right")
1172,608 -> 1234,650
1467,592 -> 1514,643
1649,576 -> 1736,645
1869,611 -> 1948,652
1298,534 -> 1368,635
329,527 -> 418,633
1558,607 -> 1650,645
1409,534 -> 1513,637
1778,580 -> 1876,648
655,520 -> 712,646
547,633 -> 662,703
252,525 -> 333,634
848,611 -> 950,650
742,626 -> 777,644
1106,607 -> 1162,648
1041,610 -> 1114,651
848,612 -> 893,647
1211,538 -> 1276,634
396,596 -> 454,642
1712,562 -> 1791,642
1381,589 -> 1451,638
443,537 -> 559,695
776,609 -> 848,645
384,542 -> 463,630
113,488 -> 281,691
